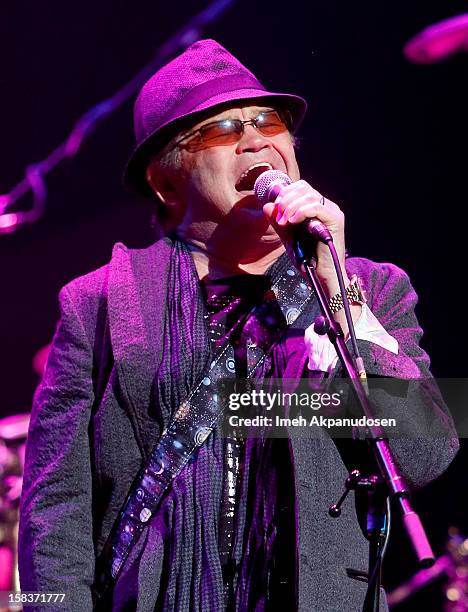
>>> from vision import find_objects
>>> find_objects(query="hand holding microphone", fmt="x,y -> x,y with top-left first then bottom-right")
254,170 -> 348,295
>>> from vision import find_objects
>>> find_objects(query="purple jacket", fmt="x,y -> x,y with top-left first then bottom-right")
18,238 -> 459,611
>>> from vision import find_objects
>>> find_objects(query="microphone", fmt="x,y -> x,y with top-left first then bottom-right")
254,170 -> 332,244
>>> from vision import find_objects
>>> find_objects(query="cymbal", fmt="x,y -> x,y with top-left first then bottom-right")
32,343 -> 51,376
0,413 -> 30,440
404,13 -> 468,64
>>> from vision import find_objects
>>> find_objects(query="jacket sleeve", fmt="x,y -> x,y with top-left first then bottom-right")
335,259 -> 459,488
18,285 -> 95,611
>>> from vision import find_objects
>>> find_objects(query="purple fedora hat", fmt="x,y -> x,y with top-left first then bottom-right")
123,39 -> 307,197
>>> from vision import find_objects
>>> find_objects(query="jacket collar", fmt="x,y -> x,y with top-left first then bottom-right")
107,237 -> 173,458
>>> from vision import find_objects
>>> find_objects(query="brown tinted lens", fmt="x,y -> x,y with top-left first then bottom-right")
200,119 -> 243,144
255,111 -> 288,136
183,112 -> 288,152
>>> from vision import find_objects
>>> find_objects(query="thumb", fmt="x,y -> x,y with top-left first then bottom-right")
262,202 -> 277,219
263,201 -> 292,244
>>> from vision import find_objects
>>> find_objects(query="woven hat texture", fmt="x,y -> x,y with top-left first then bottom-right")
124,39 -> 307,196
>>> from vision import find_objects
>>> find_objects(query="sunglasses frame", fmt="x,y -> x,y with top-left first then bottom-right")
175,109 -> 292,152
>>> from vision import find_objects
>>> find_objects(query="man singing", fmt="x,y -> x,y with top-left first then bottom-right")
18,39 -> 458,611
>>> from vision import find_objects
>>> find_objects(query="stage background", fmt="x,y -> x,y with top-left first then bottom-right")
1,1 -> 467,608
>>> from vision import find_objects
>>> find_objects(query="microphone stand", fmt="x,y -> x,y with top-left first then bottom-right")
293,240 -> 435,611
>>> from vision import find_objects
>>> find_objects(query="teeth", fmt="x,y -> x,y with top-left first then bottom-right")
235,163 -> 273,192
238,162 -> 272,183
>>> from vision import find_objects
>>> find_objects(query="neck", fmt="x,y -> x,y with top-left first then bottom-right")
182,237 -> 286,280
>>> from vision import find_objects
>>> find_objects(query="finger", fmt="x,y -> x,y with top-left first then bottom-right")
262,201 -> 283,225
276,182 -> 342,214
287,203 -> 340,226
276,188 -> 324,219
321,197 -> 342,213
276,181 -> 321,206
281,179 -> 322,201
263,202 -> 288,240
277,194 -> 317,225
262,202 -> 277,218
263,202 -> 284,229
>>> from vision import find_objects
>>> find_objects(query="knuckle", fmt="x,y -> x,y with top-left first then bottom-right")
293,180 -> 314,196
296,179 -> 312,190
296,194 -> 311,206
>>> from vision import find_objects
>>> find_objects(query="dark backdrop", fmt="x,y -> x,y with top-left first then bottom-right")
1,1 -> 467,609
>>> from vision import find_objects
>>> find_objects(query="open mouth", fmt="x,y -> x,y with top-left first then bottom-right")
235,163 -> 273,192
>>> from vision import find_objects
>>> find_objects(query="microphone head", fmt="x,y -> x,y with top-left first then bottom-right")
254,170 -> 292,205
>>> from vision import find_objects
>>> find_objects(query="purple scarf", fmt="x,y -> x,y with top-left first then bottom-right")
139,238 -> 293,611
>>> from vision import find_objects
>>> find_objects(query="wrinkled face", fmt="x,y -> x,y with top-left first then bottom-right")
169,104 -> 300,236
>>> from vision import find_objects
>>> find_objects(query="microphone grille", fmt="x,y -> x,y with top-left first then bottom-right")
254,170 -> 292,205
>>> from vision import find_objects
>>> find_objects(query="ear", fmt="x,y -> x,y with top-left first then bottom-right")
145,163 -> 180,209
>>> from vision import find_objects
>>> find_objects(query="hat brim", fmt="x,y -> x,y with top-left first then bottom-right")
123,89 -> 307,198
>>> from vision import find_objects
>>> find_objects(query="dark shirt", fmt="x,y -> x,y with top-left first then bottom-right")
201,274 -> 297,610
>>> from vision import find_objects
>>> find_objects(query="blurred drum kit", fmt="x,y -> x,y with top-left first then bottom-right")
0,344 -> 49,600
0,412 -> 29,594
388,529 -> 468,610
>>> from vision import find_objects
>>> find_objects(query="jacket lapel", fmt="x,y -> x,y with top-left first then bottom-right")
107,237 -> 173,458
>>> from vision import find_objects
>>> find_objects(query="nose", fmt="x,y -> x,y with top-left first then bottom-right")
235,122 -> 272,154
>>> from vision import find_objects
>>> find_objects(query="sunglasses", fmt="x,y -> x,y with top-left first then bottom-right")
175,109 -> 291,152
